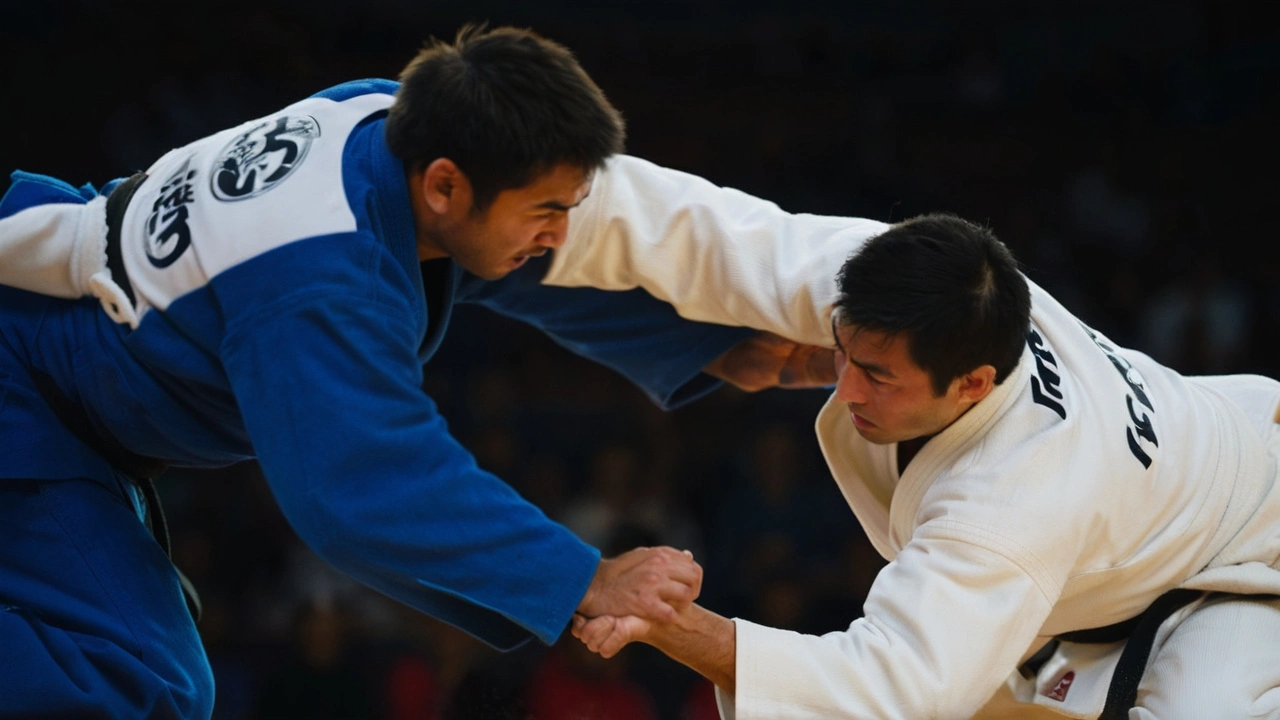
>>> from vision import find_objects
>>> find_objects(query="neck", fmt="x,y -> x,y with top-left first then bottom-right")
897,435 -> 932,475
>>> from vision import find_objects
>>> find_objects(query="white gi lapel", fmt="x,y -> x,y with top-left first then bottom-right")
887,347 -> 1035,550
815,395 -> 899,560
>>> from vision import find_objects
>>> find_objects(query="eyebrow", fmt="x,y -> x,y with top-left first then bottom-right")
536,188 -> 592,212
853,357 -> 896,380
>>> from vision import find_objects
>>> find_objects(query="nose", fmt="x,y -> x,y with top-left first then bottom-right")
536,214 -> 570,248
834,359 -> 868,405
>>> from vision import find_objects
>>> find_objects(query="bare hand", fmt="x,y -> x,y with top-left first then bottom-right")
577,547 -> 702,622
571,612 -> 652,659
705,331 -> 837,392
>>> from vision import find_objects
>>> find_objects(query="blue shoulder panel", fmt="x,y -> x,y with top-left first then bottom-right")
309,79 -> 400,102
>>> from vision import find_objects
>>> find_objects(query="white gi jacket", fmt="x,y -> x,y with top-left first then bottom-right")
550,155 -> 1280,719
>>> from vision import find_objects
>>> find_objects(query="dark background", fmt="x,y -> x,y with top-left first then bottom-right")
3,2 -> 1279,719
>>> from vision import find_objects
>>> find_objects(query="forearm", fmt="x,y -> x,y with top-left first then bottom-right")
549,154 -> 890,347
649,604 -> 737,695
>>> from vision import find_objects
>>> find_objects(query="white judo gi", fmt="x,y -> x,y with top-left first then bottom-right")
550,155 -> 1280,719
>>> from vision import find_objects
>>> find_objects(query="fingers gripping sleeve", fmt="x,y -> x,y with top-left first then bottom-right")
547,155 -> 892,348
730,533 -> 1058,720
221,293 -> 599,649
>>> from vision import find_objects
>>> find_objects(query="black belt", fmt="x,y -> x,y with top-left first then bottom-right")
1019,588 -> 1201,719
104,171 -> 148,308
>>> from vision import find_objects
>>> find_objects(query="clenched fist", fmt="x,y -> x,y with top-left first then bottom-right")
577,546 -> 703,622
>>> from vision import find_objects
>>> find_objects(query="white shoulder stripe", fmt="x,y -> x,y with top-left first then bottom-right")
121,92 -> 394,313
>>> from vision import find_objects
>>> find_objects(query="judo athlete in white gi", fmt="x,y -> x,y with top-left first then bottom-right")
558,155 -> 1280,719
0,27 -> 837,719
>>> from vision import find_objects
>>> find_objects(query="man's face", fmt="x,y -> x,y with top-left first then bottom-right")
832,323 -> 973,445
437,163 -> 593,280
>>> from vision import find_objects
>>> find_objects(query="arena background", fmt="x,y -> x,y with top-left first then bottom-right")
2,1 -> 1278,718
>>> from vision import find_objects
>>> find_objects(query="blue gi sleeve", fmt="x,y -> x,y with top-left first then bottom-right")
1,170 -> 100,217
455,255 -> 755,410
218,252 -> 598,650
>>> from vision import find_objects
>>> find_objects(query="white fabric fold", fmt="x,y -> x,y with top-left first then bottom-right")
0,196 -> 139,327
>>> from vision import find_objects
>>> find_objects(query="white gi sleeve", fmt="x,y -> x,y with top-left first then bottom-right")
547,154 -> 891,347
0,194 -> 138,326
725,526 -> 1060,720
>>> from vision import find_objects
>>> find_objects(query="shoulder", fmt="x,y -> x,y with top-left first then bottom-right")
308,79 -> 400,103
124,86 -> 404,312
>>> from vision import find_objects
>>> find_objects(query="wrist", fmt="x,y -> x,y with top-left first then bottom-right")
649,604 -> 736,694
577,559 -> 604,614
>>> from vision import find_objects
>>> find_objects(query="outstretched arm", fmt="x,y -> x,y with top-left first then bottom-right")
551,154 -> 891,348
574,532 -> 1060,719
221,240 -> 704,651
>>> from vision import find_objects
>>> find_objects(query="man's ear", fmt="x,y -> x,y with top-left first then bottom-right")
420,158 -> 469,216
956,365 -> 997,405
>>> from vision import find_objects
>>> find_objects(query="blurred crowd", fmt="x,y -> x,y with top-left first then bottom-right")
2,1 -> 1278,718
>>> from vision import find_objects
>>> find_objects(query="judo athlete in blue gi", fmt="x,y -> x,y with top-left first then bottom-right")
0,26 -> 819,718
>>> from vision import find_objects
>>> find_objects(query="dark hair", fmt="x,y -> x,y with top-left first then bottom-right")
834,213 -> 1030,396
385,24 -> 626,211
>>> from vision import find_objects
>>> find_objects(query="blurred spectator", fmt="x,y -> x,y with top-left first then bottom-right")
1063,142 -> 1152,262
253,599 -> 376,720
1141,253 -> 1252,375
706,423 -> 847,614
562,441 -> 646,548
443,651 -> 534,720
525,640 -> 660,720
378,606 -> 493,720
562,440 -> 705,559
679,679 -> 721,720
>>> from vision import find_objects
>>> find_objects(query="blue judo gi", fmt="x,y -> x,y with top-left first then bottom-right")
0,80 -> 751,718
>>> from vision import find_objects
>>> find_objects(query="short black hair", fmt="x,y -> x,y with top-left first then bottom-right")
834,213 -> 1030,396
385,24 -> 626,211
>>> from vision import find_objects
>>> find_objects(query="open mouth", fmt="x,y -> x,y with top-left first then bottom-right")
512,250 -> 549,268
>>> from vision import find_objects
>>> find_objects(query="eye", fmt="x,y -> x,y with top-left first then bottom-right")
865,369 -> 886,386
